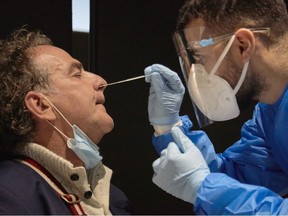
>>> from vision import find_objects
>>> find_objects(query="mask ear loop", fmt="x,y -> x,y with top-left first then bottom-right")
46,120 -> 70,140
233,61 -> 249,94
208,34 -> 249,95
40,94 -> 73,140
209,35 -> 236,76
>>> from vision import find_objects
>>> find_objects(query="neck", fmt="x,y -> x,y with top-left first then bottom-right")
34,123 -> 84,167
252,41 -> 288,104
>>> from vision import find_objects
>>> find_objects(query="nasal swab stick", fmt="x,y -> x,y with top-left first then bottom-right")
103,74 -> 154,87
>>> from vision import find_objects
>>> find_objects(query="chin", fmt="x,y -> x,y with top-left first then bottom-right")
106,122 -> 114,133
103,117 -> 114,134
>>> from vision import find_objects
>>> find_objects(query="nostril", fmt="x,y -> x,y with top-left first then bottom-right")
96,79 -> 107,91
98,84 -> 106,91
99,83 -> 107,87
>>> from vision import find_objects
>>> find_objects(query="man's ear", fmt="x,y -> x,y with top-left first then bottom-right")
24,91 -> 56,121
234,28 -> 256,63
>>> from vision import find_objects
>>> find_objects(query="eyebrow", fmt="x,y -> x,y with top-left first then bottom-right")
68,62 -> 83,74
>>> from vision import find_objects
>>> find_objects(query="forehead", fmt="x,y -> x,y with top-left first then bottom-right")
183,18 -> 213,41
31,45 -> 76,71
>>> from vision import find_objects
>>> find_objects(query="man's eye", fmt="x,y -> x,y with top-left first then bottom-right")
193,52 -> 203,60
193,54 -> 201,60
193,54 -> 206,64
73,72 -> 82,77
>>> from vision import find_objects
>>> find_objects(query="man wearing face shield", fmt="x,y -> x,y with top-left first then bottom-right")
144,0 -> 288,214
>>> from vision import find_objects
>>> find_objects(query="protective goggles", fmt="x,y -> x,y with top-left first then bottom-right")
172,27 -> 270,128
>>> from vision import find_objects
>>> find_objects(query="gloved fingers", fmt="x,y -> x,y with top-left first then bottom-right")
171,127 -> 194,153
160,148 -> 168,157
151,64 -> 185,93
149,69 -> 181,93
144,65 -> 165,90
152,158 -> 161,174
145,64 -> 185,94
166,142 -> 182,158
150,73 -> 166,92
144,65 -> 154,83
151,64 -> 175,79
152,148 -> 168,174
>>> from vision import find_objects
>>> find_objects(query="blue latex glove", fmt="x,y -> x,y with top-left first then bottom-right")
152,127 -> 210,204
144,64 -> 185,125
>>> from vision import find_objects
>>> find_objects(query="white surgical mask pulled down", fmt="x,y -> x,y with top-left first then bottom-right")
187,35 -> 249,121
41,95 -> 102,169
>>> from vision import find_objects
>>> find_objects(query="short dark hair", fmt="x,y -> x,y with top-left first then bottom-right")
0,28 -> 53,158
177,0 -> 288,44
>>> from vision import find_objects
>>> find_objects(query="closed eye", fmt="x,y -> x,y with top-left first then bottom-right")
193,51 -> 204,63
73,72 -> 83,78
69,62 -> 84,78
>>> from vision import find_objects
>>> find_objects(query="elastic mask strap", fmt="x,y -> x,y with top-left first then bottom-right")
233,61 -> 249,94
40,94 -> 72,140
208,34 -> 249,95
46,120 -> 69,140
210,35 -> 236,76
40,94 -> 73,128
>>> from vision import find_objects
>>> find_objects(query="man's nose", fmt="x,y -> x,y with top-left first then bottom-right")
91,73 -> 107,91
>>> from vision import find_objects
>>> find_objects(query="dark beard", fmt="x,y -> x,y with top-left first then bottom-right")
236,71 -> 263,111
223,53 -> 264,112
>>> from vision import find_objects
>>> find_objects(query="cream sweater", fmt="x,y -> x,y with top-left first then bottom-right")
20,142 -> 113,215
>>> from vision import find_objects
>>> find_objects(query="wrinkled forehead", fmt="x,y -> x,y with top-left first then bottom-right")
29,45 -> 73,71
31,45 -> 72,60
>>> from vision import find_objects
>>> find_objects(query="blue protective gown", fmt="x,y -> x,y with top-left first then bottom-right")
152,86 -> 288,214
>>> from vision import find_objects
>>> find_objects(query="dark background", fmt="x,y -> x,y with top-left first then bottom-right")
0,1 -> 73,54
85,1 -> 255,214
0,0 -> 278,214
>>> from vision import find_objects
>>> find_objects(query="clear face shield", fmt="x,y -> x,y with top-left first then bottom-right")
172,26 -> 269,128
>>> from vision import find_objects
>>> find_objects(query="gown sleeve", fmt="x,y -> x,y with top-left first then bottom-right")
194,173 -> 288,215
216,103 -> 288,194
153,109 -> 288,194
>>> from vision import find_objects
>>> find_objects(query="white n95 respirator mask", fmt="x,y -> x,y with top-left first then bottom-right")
188,61 -> 249,121
173,28 -> 249,127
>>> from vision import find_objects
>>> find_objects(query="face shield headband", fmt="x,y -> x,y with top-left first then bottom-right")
172,27 -> 270,128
